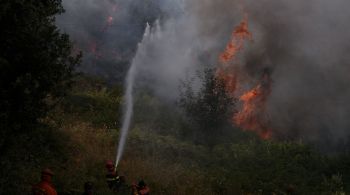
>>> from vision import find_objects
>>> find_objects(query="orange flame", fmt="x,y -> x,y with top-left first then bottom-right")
234,73 -> 272,139
216,15 -> 273,139
219,16 -> 252,64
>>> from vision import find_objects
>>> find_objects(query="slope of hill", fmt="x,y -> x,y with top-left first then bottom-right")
1,75 -> 349,194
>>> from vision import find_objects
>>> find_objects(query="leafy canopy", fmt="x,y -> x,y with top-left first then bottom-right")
0,0 -> 81,135
178,68 -> 237,144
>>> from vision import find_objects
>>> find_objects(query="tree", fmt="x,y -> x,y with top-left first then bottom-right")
0,0 -> 81,147
178,68 -> 236,145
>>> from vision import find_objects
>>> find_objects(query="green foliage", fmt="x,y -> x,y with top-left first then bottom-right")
209,141 -> 329,194
320,174 -> 345,195
132,88 -> 185,137
0,0 -> 81,145
0,124 -> 71,194
125,127 -> 349,194
0,1 -> 81,193
1,75 -> 350,194
179,68 -> 237,145
0,76 -> 121,194
58,75 -> 122,129
328,155 -> 350,193
1,1 -> 349,195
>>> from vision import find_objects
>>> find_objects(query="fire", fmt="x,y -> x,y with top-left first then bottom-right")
107,16 -> 114,25
219,16 -> 252,64
234,72 -> 272,139
216,15 -> 273,139
216,68 -> 237,94
102,16 -> 114,32
102,3 -> 117,32
216,16 -> 252,95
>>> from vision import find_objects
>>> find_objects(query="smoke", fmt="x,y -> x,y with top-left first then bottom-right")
56,0 -> 169,81
57,0 -> 350,147
129,0 -> 350,146
242,0 -> 350,144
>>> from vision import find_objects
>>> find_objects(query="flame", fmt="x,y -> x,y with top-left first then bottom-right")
219,16 -> 252,64
107,16 -> 114,25
102,16 -> 114,32
216,68 -> 238,95
216,16 -> 252,96
74,2 -> 119,62
102,3 -> 117,32
216,15 -> 273,139
234,73 -> 272,139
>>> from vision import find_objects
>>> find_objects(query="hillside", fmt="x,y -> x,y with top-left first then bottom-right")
1,75 -> 349,194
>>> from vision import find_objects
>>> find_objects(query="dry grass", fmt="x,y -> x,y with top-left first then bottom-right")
54,120 -> 215,194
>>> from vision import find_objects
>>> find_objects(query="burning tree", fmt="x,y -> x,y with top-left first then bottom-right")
216,15 -> 273,139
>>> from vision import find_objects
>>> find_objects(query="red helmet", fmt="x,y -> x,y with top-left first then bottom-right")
106,160 -> 114,169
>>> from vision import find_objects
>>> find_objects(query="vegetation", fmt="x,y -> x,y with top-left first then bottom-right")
178,69 -> 238,145
1,75 -> 349,194
0,1 -> 349,194
0,0 -> 81,153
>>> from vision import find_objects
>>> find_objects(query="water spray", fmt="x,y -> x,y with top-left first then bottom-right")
114,23 -> 152,169
114,61 -> 136,169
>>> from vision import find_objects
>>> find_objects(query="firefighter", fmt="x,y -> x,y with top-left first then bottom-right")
105,160 -> 124,192
32,168 -> 57,195
132,180 -> 150,195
